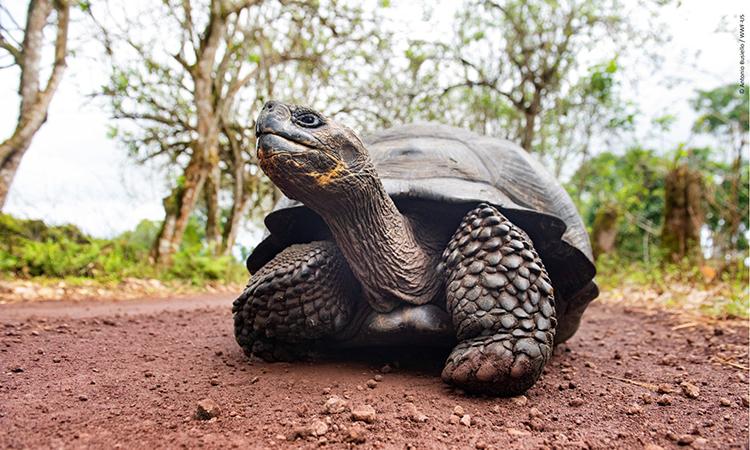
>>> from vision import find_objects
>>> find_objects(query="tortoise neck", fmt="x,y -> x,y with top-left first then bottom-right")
318,171 -> 442,313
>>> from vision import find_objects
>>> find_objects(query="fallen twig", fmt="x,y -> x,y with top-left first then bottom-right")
671,322 -> 699,331
710,355 -> 750,371
601,373 -> 661,390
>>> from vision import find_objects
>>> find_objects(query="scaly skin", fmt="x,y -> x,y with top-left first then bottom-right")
233,241 -> 360,361
441,204 -> 556,396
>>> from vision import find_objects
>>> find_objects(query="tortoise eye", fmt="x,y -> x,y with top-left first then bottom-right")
296,113 -> 322,128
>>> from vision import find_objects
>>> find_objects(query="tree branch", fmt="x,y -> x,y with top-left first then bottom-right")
0,34 -> 22,64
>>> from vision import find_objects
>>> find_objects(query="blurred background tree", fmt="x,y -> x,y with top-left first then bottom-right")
90,0 -> 384,264
0,0 -> 73,210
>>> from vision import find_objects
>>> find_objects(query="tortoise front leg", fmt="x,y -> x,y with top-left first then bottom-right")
441,204 -> 556,396
233,241 -> 360,362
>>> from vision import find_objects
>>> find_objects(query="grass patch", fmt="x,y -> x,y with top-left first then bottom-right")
595,254 -> 749,319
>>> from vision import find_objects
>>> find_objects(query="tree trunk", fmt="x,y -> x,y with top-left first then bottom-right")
660,164 -> 703,264
152,193 -> 178,264
204,164 -> 223,254
520,111 -> 535,152
150,0 -> 226,264
0,0 -> 70,210
592,204 -> 618,260
152,150 -> 211,265
221,127 -> 251,256
0,141 -> 30,209
222,190 -> 250,257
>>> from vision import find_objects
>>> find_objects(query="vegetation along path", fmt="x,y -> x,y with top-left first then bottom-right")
0,294 -> 747,449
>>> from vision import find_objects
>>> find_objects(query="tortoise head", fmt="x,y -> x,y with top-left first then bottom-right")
255,101 -> 373,209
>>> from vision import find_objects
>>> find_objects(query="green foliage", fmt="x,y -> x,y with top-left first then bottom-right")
688,84 -> 749,260
691,84 -> 749,135
568,147 -> 667,262
0,214 -> 246,284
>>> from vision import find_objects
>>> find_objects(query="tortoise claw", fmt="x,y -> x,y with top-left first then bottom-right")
442,334 -> 548,396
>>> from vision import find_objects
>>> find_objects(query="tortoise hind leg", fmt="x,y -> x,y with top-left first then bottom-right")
233,240 -> 360,362
441,204 -> 556,396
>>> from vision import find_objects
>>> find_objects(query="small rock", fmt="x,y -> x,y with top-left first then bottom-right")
666,432 -> 678,441
366,379 -> 378,389
614,350 -> 622,360
659,354 -> 678,366
719,398 -> 731,407
677,435 -> 694,446
584,361 -> 597,370
78,395 -> 88,402
529,417 -> 545,431
693,437 -> 708,448
308,419 -> 328,437
453,405 -> 465,416
10,365 -> 23,373
656,394 -> 672,406
195,398 -> 221,420
324,396 -> 348,414
351,404 -> 376,423
344,425 -> 367,443
733,372 -> 747,383
475,441 -> 487,449
680,382 -> 700,399
529,407 -> 543,418
625,403 -> 642,415
657,384 -> 672,394
380,364 -> 392,374
448,415 -> 460,425
741,395 -> 749,408
374,374 -> 384,382
290,426 -> 311,440
459,414 -> 471,427
643,393 -> 654,404
644,445 -> 665,450
405,402 -> 427,423
569,398 -> 584,407
511,395 -> 528,407
506,428 -> 531,436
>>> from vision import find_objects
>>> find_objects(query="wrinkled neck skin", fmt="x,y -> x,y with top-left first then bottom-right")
310,165 -> 443,313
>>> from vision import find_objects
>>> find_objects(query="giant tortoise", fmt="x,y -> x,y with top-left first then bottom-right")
233,101 -> 598,396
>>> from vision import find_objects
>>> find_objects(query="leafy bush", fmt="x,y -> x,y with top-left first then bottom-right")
0,214 -> 247,284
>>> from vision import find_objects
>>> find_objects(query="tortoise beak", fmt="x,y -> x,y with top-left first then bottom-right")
256,101 -> 288,138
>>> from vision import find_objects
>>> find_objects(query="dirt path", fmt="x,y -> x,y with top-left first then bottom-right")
0,295 -> 747,449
